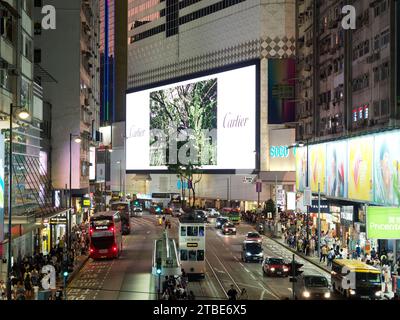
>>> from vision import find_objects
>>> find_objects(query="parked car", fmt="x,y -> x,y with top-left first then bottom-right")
293,274 -> 331,300
215,217 -> 229,229
242,242 -> 263,262
172,208 -> 185,217
262,257 -> 289,277
222,222 -> 236,235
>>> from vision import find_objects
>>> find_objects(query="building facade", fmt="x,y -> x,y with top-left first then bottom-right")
295,0 -> 400,258
33,0 -> 101,223
126,0 -> 297,210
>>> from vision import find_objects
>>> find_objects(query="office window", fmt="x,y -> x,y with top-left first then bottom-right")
380,62 -> 389,81
373,67 -> 379,83
374,35 -> 380,50
34,0 -> 42,7
381,29 -> 390,48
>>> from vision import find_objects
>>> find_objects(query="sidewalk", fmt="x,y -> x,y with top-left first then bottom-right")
246,219 -> 397,299
56,254 -> 89,289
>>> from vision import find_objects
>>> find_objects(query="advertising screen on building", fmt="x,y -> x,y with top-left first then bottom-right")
348,136 -> 373,201
309,144 -> 326,193
295,146 -> 307,192
373,132 -> 400,206
326,140 -> 347,198
367,206 -> 400,239
126,65 -> 257,171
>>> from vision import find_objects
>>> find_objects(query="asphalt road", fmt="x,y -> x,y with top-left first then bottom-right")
67,213 -> 333,300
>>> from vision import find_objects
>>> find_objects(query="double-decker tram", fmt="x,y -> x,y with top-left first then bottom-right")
89,211 -> 123,259
110,201 -> 131,234
178,213 -> 206,278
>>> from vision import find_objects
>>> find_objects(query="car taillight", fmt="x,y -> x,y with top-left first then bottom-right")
112,246 -> 117,252
90,248 -> 94,253
89,228 -> 93,234
110,227 -> 114,232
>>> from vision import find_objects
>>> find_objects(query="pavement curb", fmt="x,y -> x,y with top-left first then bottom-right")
265,234 -> 331,274
66,255 -> 90,285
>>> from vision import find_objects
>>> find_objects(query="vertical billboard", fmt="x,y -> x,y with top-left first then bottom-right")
373,132 -> 400,206
309,144 -> 326,193
295,146 -> 307,191
269,128 -> 296,171
367,207 -> 400,239
0,133 -> 4,242
326,140 -> 347,198
268,59 -> 296,124
348,136 -> 373,201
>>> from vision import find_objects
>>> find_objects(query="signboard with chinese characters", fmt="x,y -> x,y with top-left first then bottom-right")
82,198 -> 91,208
366,207 -> 400,239
309,200 -> 330,213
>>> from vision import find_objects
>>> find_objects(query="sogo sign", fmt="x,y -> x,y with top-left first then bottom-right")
270,145 -> 290,158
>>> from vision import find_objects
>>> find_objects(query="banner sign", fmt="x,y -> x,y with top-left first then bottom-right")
367,206 -> 400,239
309,200 -> 330,213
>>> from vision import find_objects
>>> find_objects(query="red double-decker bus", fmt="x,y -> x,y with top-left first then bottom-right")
89,211 -> 122,259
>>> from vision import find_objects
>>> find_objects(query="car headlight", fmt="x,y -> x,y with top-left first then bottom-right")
375,291 -> 381,297
270,267 -> 275,271
246,252 -> 252,256
217,223 -> 221,226
257,252 -> 263,256
324,292 -> 331,299
349,290 -> 356,295
232,228 -> 236,231
303,291 -> 311,298
283,267 -> 289,272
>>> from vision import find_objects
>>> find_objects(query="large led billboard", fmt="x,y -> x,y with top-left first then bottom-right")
326,141 -> 347,198
126,65 -> 257,171
295,146 -> 307,192
309,144 -> 326,193
348,136 -> 373,202
367,207 -> 400,239
373,132 -> 400,206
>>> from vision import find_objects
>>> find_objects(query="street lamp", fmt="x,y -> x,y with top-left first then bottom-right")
69,133 -> 82,253
7,104 -> 31,300
116,160 -> 122,197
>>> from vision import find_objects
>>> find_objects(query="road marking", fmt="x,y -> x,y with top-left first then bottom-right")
250,274 -> 256,280
206,258 -> 229,299
260,289 -> 266,300
288,288 -> 292,292
210,249 -> 242,293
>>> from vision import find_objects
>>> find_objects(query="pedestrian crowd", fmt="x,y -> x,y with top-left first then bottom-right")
0,222 -> 89,300
160,269 -> 195,300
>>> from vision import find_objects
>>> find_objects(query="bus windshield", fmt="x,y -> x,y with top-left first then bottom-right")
356,272 -> 381,283
111,203 -> 129,213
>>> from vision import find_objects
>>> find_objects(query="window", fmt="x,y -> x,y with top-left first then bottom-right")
188,250 -> 197,261
364,40 -> 369,55
381,29 -> 390,48
199,226 -> 204,237
180,226 -> 186,237
34,22 -> 42,35
34,49 -> 41,63
374,5 -> 380,17
21,32 -> 33,61
0,69 -> 11,92
187,226 -> 198,237
197,250 -> 204,261
21,77 -> 32,110
374,35 -> 380,50
180,250 -> 188,261
380,62 -> 389,81
373,67 -> 379,83
34,0 -> 42,7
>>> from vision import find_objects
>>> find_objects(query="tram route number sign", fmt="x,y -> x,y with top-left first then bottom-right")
187,243 -> 198,248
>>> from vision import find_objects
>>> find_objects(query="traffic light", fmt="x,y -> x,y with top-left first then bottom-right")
291,261 -> 304,276
134,200 -> 139,206
156,257 -> 162,275
63,271 -> 69,278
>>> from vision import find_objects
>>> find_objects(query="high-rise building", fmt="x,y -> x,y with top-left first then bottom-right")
100,0 -> 127,124
33,0 -> 101,222
295,0 -> 400,142
0,0 -> 67,279
126,0 -> 297,210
